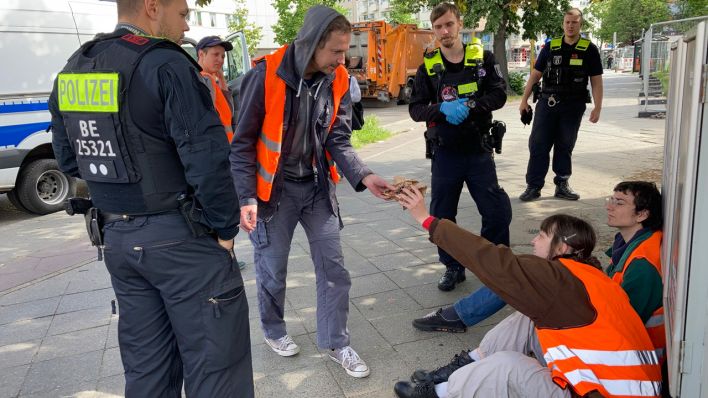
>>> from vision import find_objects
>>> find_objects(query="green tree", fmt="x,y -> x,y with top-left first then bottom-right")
674,0 -> 708,19
591,0 -> 670,45
271,0 -> 347,45
228,0 -> 263,57
389,0 -> 418,25
395,0 -> 570,93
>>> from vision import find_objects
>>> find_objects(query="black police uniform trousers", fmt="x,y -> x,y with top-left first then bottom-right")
103,213 -> 254,398
430,147 -> 512,270
525,98 -> 586,189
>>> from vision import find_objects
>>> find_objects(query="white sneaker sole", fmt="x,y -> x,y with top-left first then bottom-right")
264,338 -> 300,357
328,355 -> 370,378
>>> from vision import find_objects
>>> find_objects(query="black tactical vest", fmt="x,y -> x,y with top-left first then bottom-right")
424,42 -> 491,152
56,31 -> 193,214
541,37 -> 591,100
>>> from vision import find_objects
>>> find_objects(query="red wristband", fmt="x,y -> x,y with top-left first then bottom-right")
422,216 -> 435,230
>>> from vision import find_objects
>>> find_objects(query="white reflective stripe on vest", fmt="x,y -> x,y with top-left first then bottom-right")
544,345 -> 659,366
565,369 -> 661,397
645,313 -> 664,328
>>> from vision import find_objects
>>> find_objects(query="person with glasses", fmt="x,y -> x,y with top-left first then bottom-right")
392,186 -> 661,398
401,181 -> 665,397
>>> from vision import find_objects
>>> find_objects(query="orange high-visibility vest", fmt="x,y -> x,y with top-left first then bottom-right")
256,45 -> 346,202
537,259 -> 662,398
610,231 -> 665,361
201,72 -> 234,143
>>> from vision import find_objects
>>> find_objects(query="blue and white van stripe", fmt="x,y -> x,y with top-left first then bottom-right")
0,98 -> 51,149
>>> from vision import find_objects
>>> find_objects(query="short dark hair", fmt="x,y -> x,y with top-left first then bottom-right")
565,7 -> 583,22
116,0 -> 174,17
318,15 -> 352,48
614,181 -> 663,230
540,214 -> 601,269
430,3 -> 461,25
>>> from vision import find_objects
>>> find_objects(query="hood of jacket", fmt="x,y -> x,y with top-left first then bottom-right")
277,6 -> 344,88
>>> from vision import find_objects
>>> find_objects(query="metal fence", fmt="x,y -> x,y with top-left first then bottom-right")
641,16 -> 708,113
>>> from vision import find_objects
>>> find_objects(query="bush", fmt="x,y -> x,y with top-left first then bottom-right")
351,115 -> 391,148
508,72 -> 526,95
652,70 -> 670,96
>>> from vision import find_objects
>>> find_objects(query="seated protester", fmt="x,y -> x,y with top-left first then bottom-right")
393,186 -> 662,398
605,181 -> 664,359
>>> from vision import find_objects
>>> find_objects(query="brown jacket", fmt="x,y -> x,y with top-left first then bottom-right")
429,218 -> 607,397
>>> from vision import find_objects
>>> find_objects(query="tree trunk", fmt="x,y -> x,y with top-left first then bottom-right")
493,12 -> 512,94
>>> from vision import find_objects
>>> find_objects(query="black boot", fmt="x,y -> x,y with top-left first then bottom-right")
411,350 -> 475,384
394,379 -> 438,398
437,267 -> 465,291
519,186 -> 541,202
554,181 -> 580,200
412,308 -> 467,333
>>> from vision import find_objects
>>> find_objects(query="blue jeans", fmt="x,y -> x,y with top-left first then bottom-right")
453,285 -> 507,327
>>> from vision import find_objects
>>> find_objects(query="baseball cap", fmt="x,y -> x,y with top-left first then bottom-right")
196,36 -> 233,52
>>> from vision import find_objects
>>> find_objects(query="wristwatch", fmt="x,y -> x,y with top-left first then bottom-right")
466,99 -> 476,109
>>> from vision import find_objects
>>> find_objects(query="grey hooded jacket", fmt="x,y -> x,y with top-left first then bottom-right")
230,6 -> 373,220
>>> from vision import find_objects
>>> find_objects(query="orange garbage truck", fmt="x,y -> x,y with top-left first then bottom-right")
348,21 -> 436,104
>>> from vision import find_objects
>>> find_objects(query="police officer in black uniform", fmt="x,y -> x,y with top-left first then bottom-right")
48,0 -> 253,397
409,3 -> 511,293
518,8 -> 603,202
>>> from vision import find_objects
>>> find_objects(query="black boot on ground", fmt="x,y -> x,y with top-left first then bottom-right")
519,186 -> 541,202
412,308 -> 467,333
411,350 -> 475,384
554,181 -> 580,200
437,267 -> 465,291
394,380 -> 438,398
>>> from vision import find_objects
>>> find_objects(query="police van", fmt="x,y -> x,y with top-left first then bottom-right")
0,0 -> 250,214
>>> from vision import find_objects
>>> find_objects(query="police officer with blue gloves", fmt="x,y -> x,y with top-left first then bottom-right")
48,0 -> 253,397
518,8 -> 603,202
409,2 -> 511,297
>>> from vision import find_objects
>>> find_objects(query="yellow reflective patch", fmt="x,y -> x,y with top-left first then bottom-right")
569,59 -> 583,66
57,73 -> 119,112
458,82 -> 478,95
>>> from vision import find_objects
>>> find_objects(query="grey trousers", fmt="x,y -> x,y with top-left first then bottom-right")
446,312 -> 570,398
250,180 -> 351,349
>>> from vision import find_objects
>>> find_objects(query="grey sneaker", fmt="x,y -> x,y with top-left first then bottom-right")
328,346 -> 370,378
265,335 -> 300,357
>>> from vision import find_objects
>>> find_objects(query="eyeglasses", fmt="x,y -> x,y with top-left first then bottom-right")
605,196 -> 630,207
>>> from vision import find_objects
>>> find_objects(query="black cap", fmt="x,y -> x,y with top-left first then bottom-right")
196,35 -> 233,52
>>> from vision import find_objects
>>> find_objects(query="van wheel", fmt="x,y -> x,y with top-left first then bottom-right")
15,159 -> 76,215
7,189 -> 30,213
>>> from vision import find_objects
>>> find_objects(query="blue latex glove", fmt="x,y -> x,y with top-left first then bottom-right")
441,98 -> 469,125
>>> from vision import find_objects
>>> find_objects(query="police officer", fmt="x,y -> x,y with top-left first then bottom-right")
48,0 -> 253,396
409,2 -> 511,295
518,8 -> 604,202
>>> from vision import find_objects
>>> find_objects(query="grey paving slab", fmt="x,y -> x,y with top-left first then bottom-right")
349,273 -> 399,299
255,362 -> 342,398
0,297 -> 60,326
367,251 -> 424,272
21,350 -> 102,395
47,307 -> 112,336
19,382 -> 98,398
105,316 -> 119,349
370,310 -> 442,346
0,274 -> 72,306
0,365 -> 30,398
99,347 -> 123,379
35,325 -> 109,362
404,279 -> 483,309
352,289 -> 423,320
0,339 -> 41,370
0,317 -> 52,347
384,263 -> 446,289
95,374 -> 125,396
56,288 -> 116,314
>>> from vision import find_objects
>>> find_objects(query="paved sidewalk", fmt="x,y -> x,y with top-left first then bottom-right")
0,73 -> 665,397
